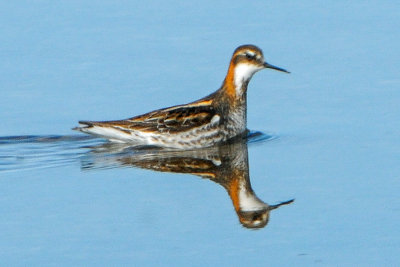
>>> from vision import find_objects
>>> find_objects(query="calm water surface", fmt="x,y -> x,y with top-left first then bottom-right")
1,1 -> 399,266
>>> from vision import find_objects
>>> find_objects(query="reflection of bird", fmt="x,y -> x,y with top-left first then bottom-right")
81,138 -> 293,229
74,45 -> 289,149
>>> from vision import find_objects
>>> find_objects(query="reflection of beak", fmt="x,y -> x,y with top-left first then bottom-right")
263,62 -> 290,73
268,199 -> 295,210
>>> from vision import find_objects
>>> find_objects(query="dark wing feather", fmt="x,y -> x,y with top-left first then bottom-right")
79,101 -> 218,133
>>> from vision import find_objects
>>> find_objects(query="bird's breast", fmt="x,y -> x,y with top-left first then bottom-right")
224,106 -> 247,136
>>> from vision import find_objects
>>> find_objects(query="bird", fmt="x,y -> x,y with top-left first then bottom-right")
74,44 -> 289,149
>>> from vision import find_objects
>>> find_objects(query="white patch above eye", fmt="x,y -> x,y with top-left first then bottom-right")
234,63 -> 263,93
244,50 -> 255,57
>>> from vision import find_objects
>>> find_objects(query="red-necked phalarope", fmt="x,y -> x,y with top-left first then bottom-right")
74,45 -> 289,149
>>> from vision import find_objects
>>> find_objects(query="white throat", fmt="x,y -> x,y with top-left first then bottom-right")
233,63 -> 262,95
238,181 -> 267,211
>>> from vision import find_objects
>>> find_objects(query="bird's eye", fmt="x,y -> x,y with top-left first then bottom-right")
245,53 -> 255,60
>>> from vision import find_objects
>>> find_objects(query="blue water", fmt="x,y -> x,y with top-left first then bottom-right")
1,1 -> 399,265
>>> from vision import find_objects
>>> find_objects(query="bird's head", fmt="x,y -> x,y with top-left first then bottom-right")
225,45 -> 289,98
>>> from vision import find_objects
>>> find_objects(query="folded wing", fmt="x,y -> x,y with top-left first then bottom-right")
78,100 -> 218,134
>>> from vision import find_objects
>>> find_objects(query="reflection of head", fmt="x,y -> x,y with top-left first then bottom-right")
236,199 -> 294,229
238,208 -> 270,229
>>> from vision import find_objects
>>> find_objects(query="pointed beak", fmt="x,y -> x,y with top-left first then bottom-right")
263,62 -> 290,73
268,199 -> 295,210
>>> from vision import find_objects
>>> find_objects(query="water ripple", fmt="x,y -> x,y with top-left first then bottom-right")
0,135 -> 103,173
0,131 -> 275,173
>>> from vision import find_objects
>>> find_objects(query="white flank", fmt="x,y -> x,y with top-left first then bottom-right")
210,114 -> 220,125
82,126 -> 132,143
